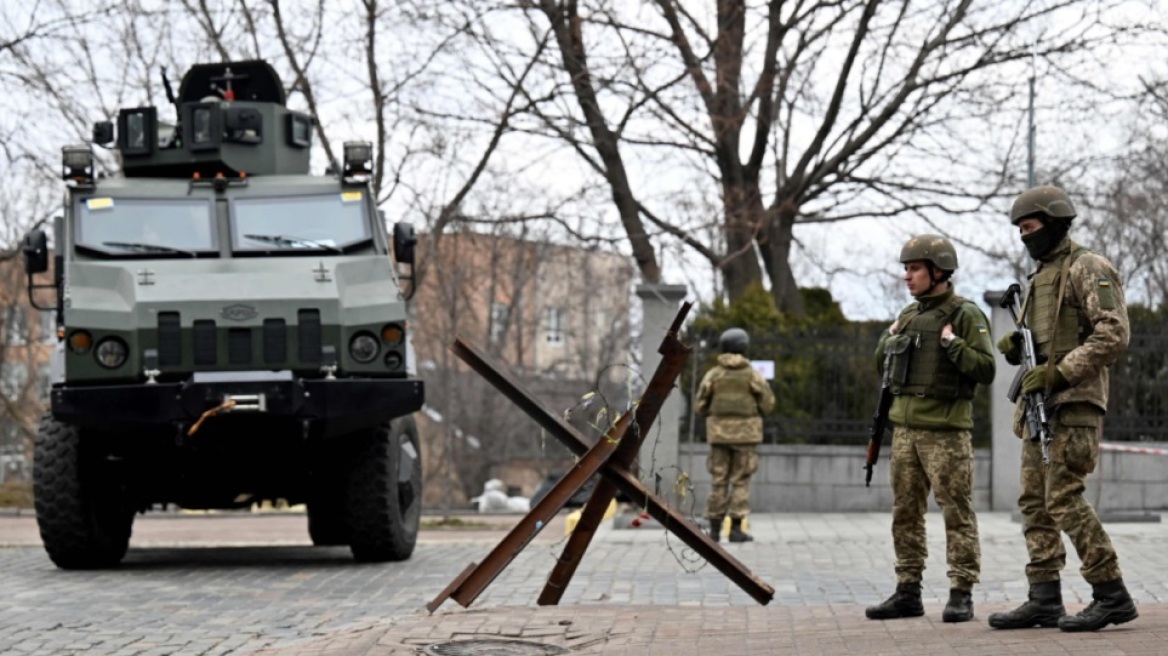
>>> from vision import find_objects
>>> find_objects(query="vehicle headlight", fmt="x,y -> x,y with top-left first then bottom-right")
349,332 -> 380,363
95,338 -> 128,369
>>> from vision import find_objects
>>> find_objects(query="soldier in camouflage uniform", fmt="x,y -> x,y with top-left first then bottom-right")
697,328 -> 775,543
866,235 -> 995,624
988,185 -> 1138,633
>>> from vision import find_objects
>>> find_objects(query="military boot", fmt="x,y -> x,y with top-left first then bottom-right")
707,516 -> 723,543
865,582 -> 924,620
728,517 -> 753,543
1058,578 -> 1138,632
942,588 -> 974,623
987,581 -> 1065,629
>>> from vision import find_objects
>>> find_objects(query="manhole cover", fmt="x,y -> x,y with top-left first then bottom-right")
426,638 -> 570,656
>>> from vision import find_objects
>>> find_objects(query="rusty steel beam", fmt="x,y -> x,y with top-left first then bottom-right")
538,476 -> 619,605
539,303 -> 693,605
426,302 -> 774,611
444,409 -> 632,610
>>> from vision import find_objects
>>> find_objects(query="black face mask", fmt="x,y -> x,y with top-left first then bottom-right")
1021,220 -> 1071,260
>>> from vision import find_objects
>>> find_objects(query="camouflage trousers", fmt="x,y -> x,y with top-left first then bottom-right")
889,426 -> 981,590
1018,404 -> 1121,585
705,444 -> 759,519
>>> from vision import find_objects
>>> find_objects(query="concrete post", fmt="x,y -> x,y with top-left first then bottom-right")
635,283 -> 688,501
985,290 -> 1022,511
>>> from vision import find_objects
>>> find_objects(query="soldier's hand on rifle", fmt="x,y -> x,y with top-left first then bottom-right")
888,319 -> 900,335
996,331 -> 1022,365
1021,363 -> 1069,395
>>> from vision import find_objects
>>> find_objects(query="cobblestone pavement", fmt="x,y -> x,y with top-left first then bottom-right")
3,511 -> 1168,654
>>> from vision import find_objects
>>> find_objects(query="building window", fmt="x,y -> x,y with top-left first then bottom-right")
37,362 -> 51,402
3,305 -> 27,346
0,363 -> 28,399
489,302 -> 509,344
39,310 -> 56,343
0,421 -> 24,484
544,307 -> 564,345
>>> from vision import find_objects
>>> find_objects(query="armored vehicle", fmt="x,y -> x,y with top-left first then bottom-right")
22,61 -> 424,568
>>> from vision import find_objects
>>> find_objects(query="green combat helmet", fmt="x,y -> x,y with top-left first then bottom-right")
899,234 -> 958,272
719,328 -> 749,354
1010,185 -> 1076,224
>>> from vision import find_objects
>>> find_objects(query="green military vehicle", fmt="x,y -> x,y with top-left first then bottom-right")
22,60 -> 424,568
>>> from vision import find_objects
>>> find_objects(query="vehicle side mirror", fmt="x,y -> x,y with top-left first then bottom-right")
393,222 -> 416,266
93,121 -> 115,147
23,229 -> 49,275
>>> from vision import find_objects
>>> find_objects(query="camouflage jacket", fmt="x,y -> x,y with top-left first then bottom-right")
875,287 -> 996,431
696,353 -> 776,445
1013,237 -> 1129,436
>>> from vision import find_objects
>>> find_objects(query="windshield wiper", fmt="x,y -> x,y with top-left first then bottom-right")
102,241 -> 198,257
243,233 -> 343,253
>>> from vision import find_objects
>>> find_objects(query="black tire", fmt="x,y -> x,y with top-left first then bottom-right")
33,414 -> 134,569
344,416 -> 421,562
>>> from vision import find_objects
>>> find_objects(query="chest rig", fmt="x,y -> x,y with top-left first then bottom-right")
887,295 -> 975,400
1022,245 -> 1090,362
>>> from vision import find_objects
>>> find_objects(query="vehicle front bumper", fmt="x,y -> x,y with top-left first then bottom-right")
51,372 -> 424,437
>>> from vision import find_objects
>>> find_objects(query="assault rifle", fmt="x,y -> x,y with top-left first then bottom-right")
864,349 -> 895,487
1000,283 -> 1053,464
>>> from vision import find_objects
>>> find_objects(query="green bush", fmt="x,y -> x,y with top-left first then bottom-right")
0,481 -> 34,508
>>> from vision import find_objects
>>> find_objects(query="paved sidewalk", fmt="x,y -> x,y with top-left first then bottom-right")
257,603 -> 1165,655
251,511 -> 1168,656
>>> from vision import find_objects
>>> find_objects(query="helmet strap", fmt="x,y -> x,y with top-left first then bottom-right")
921,263 -> 949,296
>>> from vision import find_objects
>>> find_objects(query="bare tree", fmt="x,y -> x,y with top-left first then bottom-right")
410,222 -> 634,507
499,0 -> 1158,314
1080,77 -> 1168,309
0,262 -> 55,483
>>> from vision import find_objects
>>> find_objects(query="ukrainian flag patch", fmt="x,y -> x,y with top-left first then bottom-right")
977,325 -> 988,334
1097,277 -> 1117,309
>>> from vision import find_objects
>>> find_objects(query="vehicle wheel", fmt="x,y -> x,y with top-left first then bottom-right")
344,416 -> 421,562
33,414 -> 134,569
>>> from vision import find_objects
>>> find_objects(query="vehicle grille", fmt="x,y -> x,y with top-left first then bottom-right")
298,309 -> 322,364
193,320 -> 217,365
228,328 -> 252,364
158,312 -> 182,366
155,312 -> 313,368
263,318 -> 286,364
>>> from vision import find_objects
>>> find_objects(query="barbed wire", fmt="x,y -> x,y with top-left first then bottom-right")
544,364 -> 711,574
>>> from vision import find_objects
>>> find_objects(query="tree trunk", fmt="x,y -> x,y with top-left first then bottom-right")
720,179 -> 763,302
759,202 -> 804,316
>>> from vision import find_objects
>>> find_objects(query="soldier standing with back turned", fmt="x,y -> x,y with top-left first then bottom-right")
697,328 -> 775,543
866,235 -> 995,624
988,185 -> 1137,632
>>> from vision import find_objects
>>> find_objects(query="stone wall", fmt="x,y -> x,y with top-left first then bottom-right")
678,442 -> 1168,514
680,443 -> 991,513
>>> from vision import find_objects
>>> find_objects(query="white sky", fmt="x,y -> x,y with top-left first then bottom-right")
2,1 -> 1165,323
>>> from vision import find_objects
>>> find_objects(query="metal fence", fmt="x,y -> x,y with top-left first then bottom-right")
1106,317 -> 1168,442
682,318 -> 1167,446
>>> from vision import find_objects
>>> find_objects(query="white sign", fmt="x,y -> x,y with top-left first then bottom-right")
751,360 -> 775,380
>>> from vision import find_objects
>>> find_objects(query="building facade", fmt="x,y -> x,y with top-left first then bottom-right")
407,230 -> 636,507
